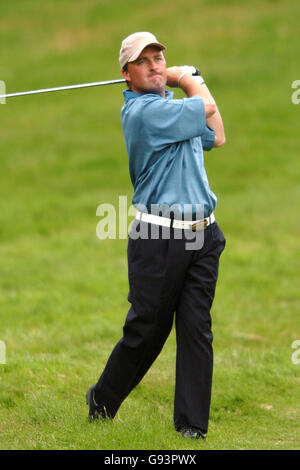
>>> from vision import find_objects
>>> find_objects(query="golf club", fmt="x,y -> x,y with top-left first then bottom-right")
0,79 -> 126,99
0,69 -> 200,100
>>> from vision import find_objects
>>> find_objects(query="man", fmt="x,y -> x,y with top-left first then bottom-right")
87,32 -> 226,440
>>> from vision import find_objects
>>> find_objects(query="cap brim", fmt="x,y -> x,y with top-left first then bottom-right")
128,41 -> 166,63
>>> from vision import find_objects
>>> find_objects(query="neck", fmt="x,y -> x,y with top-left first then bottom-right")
129,85 -> 166,98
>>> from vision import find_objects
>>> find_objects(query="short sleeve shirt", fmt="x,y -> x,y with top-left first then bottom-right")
121,89 -> 217,219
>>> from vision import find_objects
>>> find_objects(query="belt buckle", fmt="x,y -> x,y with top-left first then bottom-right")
191,218 -> 208,232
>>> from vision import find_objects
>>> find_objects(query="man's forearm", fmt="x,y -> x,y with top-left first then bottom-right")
206,104 -> 225,147
166,67 -> 226,144
179,75 -> 216,117
180,77 -> 225,147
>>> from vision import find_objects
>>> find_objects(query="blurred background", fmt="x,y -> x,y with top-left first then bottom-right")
0,0 -> 299,450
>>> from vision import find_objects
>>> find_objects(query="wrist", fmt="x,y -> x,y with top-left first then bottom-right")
178,73 -> 205,88
192,75 -> 205,85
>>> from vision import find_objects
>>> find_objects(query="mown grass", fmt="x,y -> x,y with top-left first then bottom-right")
0,0 -> 299,450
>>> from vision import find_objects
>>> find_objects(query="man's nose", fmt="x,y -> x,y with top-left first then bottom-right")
148,59 -> 158,70
148,61 -> 160,73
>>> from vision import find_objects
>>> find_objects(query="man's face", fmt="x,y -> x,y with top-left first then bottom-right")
122,46 -> 167,97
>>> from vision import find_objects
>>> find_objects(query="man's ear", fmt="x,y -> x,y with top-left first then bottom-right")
121,68 -> 131,84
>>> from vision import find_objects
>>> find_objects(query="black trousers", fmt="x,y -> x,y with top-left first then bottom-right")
95,219 -> 226,433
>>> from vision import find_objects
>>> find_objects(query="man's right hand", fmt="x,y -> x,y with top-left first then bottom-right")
166,66 -> 184,88
166,66 -> 198,88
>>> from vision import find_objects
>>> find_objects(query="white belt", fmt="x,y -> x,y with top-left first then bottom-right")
135,211 -> 215,231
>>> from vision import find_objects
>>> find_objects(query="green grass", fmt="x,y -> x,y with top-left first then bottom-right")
0,0 -> 299,450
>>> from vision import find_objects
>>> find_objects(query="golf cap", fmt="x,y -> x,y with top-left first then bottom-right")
119,32 -> 166,69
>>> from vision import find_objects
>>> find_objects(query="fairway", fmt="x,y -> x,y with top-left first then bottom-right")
0,0 -> 299,450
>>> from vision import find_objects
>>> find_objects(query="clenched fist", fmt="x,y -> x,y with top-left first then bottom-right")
166,66 -> 184,87
167,66 -> 200,88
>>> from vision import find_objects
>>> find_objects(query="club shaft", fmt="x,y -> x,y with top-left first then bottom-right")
0,69 -> 200,99
0,79 -> 126,99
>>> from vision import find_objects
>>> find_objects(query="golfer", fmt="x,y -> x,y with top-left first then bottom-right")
87,32 -> 226,440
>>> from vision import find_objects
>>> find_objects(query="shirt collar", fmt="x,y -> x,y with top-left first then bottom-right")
123,89 -> 174,103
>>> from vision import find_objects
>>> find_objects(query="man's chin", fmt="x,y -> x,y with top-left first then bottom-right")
149,77 -> 166,94
131,82 -> 166,97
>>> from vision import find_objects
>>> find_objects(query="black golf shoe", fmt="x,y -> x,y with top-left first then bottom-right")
86,385 -> 107,422
178,426 -> 207,440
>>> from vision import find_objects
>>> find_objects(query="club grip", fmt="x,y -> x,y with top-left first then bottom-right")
192,68 -> 201,76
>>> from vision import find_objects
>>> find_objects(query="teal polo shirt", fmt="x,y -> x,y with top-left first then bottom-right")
121,89 -> 217,219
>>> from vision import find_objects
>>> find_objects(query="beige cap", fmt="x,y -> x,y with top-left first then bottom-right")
119,32 -> 166,69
